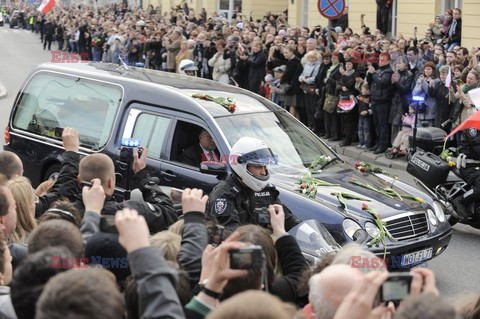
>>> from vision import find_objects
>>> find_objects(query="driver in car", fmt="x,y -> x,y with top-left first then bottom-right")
206,136 -> 300,231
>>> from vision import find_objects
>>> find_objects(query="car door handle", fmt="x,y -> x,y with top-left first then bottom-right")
161,170 -> 176,180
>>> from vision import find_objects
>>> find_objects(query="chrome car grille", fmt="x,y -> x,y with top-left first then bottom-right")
384,212 -> 429,240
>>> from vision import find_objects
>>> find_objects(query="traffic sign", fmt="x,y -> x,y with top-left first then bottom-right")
318,0 -> 345,20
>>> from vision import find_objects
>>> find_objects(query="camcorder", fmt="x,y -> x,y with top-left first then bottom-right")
378,273 -> 413,303
229,245 -> 265,269
255,207 -> 271,226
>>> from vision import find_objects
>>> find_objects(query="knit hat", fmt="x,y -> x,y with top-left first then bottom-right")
84,232 -> 130,283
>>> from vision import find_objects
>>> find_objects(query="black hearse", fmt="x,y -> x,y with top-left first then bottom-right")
4,63 -> 452,266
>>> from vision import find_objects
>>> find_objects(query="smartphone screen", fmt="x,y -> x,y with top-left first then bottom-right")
380,273 -> 413,302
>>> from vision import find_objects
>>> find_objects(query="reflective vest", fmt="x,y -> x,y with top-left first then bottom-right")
29,16 -> 34,25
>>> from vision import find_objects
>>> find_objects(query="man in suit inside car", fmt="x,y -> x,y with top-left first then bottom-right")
179,129 -> 220,167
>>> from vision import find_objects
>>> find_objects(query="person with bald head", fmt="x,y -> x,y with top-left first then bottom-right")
70,141 -> 177,234
308,264 -> 364,319
0,152 -> 23,180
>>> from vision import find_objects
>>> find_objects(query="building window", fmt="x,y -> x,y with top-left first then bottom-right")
442,0 -> 462,12
391,0 -> 398,37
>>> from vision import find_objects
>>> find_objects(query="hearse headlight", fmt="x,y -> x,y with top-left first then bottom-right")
365,222 -> 380,238
432,201 -> 445,223
343,219 -> 362,239
427,208 -> 438,226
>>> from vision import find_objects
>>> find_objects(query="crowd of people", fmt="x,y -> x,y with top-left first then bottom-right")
4,1 -> 480,156
0,127 -> 479,319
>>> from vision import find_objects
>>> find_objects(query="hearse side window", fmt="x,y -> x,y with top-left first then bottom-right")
132,113 -> 171,159
12,73 -> 122,151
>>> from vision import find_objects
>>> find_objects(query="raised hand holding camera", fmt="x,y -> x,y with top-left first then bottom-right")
82,178 -> 105,214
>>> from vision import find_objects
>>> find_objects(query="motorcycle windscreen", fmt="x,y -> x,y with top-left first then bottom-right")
288,219 -> 342,265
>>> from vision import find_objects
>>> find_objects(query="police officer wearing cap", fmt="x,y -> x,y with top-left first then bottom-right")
452,128 -> 480,221
206,137 -> 300,231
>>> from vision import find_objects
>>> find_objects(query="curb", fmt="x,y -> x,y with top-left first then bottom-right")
0,83 -> 7,100
326,141 -> 408,171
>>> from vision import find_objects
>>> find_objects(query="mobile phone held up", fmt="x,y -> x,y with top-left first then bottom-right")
379,273 -> 413,303
229,245 -> 265,270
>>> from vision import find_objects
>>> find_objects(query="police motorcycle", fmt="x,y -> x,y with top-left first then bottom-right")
407,126 -> 480,229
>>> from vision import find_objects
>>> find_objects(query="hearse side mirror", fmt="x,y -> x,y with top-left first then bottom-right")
200,161 -> 227,177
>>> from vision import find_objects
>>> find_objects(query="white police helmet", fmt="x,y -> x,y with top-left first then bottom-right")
179,59 -> 197,75
229,137 -> 276,192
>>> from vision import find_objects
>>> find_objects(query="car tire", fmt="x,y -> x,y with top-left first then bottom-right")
43,163 -> 61,182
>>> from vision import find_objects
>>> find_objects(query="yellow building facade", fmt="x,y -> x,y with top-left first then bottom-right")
153,0 -> 479,49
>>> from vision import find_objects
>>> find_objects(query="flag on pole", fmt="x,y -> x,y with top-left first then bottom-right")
37,0 -> 55,14
445,67 -> 452,88
446,110 -> 480,139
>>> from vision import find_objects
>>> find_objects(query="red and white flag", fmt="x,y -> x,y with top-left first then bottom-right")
37,0 -> 56,14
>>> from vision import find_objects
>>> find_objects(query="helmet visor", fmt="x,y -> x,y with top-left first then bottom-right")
239,148 -> 277,166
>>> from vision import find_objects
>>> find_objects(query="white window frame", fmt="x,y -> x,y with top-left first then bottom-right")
391,0 -> 398,38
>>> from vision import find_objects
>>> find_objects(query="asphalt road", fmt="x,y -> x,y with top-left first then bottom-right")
0,26 -> 479,299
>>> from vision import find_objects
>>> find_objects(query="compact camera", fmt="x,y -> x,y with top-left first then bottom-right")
378,273 -> 413,302
255,207 -> 271,226
229,245 -> 265,269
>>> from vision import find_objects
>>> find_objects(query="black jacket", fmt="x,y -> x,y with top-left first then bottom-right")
43,21 -> 55,36
324,64 -> 341,95
389,69 -> 413,125
177,212 -> 208,288
269,234 -> 308,303
448,18 -> 462,45
428,79 -> 451,128
206,174 -> 300,231
246,51 -> 267,94
281,57 -> 303,95
35,151 -> 82,217
179,144 -> 220,167
367,64 -> 394,104
59,152 -> 177,233
337,71 -> 357,99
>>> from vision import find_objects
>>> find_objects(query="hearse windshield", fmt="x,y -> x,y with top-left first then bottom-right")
216,111 -> 337,174
12,72 -> 122,151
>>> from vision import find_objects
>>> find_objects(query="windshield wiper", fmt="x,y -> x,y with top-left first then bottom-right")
320,157 -> 343,170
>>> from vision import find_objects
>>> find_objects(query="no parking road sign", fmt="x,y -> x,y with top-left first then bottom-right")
318,0 -> 345,20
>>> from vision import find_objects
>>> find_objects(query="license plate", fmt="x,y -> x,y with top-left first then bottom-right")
401,248 -> 433,266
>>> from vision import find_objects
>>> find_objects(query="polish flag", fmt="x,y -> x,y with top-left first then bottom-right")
37,0 -> 55,14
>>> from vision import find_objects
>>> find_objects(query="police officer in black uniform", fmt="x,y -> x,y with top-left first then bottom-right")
206,137 -> 300,231
452,128 -> 480,221
56,128 -> 178,233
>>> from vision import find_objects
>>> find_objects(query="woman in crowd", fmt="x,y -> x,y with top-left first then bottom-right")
337,57 -> 358,147
6,177 -> 37,244
299,50 -> 321,130
450,70 -> 480,137
281,46 -> 303,119
245,41 -> 267,95
389,58 -> 414,142
208,39 -> 231,84
412,61 -> 438,127
323,51 -> 343,141
176,40 -> 190,73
